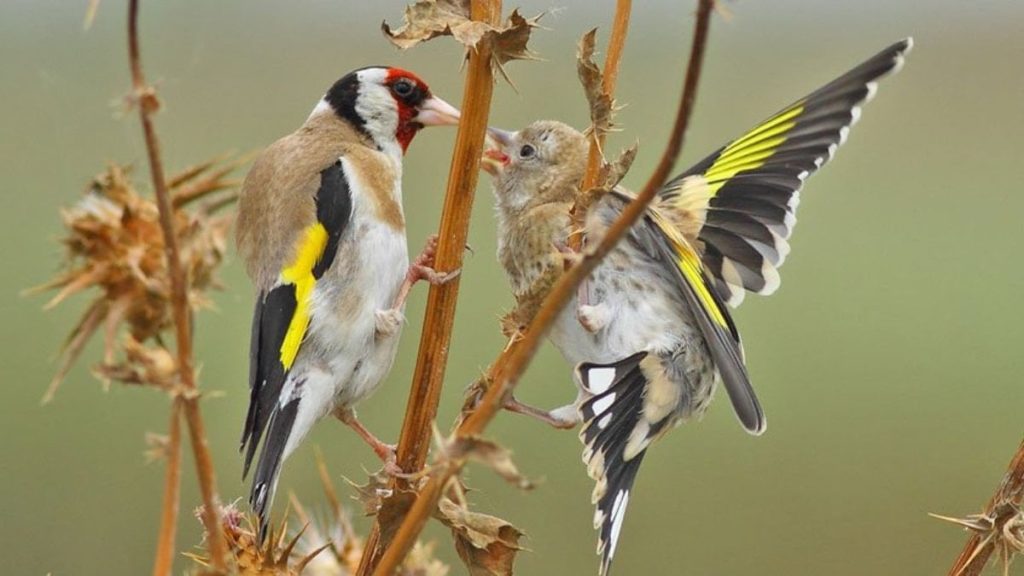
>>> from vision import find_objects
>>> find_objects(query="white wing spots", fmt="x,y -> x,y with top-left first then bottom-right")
597,413 -> 613,429
863,80 -> 879,104
592,393 -> 617,416
838,124 -> 851,144
607,490 -> 631,560
758,258 -> 782,295
725,286 -> 746,308
719,257 -> 745,293
849,104 -> 863,127
586,367 -> 617,394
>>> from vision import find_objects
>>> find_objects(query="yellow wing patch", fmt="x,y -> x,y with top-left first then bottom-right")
651,212 -> 728,328
702,103 -> 804,195
279,223 -> 328,369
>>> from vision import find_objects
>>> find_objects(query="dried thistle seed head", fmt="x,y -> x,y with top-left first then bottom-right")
32,156 -> 240,401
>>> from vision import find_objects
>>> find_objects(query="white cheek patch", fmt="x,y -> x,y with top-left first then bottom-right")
355,69 -> 399,148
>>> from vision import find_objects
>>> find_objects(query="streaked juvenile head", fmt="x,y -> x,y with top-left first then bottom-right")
314,66 -> 460,154
482,120 -> 588,211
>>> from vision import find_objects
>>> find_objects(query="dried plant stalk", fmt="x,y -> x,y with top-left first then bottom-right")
945,436 -> 1024,576
152,399 -> 182,576
127,0 -> 227,568
372,1 -> 716,572
570,0 -> 631,251
357,1 -> 504,573
580,0 -> 632,190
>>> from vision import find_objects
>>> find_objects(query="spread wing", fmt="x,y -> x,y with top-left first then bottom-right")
607,191 -> 765,435
660,38 -> 912,306
240,159 -> 352,478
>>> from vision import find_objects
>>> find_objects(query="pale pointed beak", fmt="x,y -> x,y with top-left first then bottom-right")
414,96 -> 461,126
486,126 -> 515,147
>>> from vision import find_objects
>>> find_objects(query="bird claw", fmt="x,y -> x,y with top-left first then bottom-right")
411,264 -> 461,286
375,308 -> 405,337
577,303 -> 610,333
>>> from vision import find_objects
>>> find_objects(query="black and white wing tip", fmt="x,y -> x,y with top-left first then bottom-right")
662,38 -> 912,308
576,352 -> 661,576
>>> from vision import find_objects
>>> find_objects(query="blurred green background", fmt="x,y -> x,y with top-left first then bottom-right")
4,1 -> 1023,574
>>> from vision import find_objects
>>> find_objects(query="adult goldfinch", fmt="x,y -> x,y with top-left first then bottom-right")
236,66 -> 460,535
483,40 -> 911,574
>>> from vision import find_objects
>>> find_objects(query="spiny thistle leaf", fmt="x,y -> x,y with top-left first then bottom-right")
437,496 -> 524,576
577,29 -> 615,141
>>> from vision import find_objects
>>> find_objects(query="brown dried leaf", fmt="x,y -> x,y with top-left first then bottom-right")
597,143 -> 638,191
577,29 -> 614,140
345,469 -> 393,516
448,436 -> 533,490
382,1 -> 541,82
575,144 -> 639,223
437,497 -> 524,576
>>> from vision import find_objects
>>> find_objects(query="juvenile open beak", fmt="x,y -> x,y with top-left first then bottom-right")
481,148 -> 510,175
481,126 -> 514,175
414,96 -> 461,126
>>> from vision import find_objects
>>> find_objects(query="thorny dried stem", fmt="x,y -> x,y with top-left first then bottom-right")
357,1 -> 503,574
152,398 -> 182,576
127,0 -> 227,570
945,435 -> 1024,576
372,1 -> 716,572
571,0 -> 632,251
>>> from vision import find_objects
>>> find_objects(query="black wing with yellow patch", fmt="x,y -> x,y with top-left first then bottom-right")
617,191 -> 766,435
661,39 -> 911,306
240,159 -> 352,530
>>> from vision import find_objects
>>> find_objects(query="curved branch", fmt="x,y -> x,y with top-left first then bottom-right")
371,1 -> 715,572
127,0 -> 227,569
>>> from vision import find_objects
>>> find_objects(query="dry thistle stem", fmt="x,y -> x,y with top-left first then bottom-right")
31,158 -> 239,401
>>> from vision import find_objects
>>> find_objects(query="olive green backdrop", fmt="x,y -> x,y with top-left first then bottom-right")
4,1 -> 1023,574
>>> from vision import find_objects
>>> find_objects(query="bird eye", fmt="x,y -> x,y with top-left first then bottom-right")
392,79 -> 414,97
519,144 -> 536,159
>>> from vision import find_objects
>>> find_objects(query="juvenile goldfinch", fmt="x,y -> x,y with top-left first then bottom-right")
236,66 -> 460,536
483,40 -> 911,574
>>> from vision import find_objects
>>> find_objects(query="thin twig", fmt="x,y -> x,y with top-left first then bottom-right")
947,435 -> 1024,576
151,399 -> 182,576
355,0 -> 502,573
571,0 -> 633,252
127,0 -> 228,569
371,1 -> 715,572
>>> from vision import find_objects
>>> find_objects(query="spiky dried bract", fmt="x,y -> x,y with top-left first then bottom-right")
33,158 -> 239,401
382,0 -> 541,83
577,29 -> 615,141
934,501 -> 1024,576
575,143 -> 638,224
437,495 -> 524,576
190,462 -> 449,576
